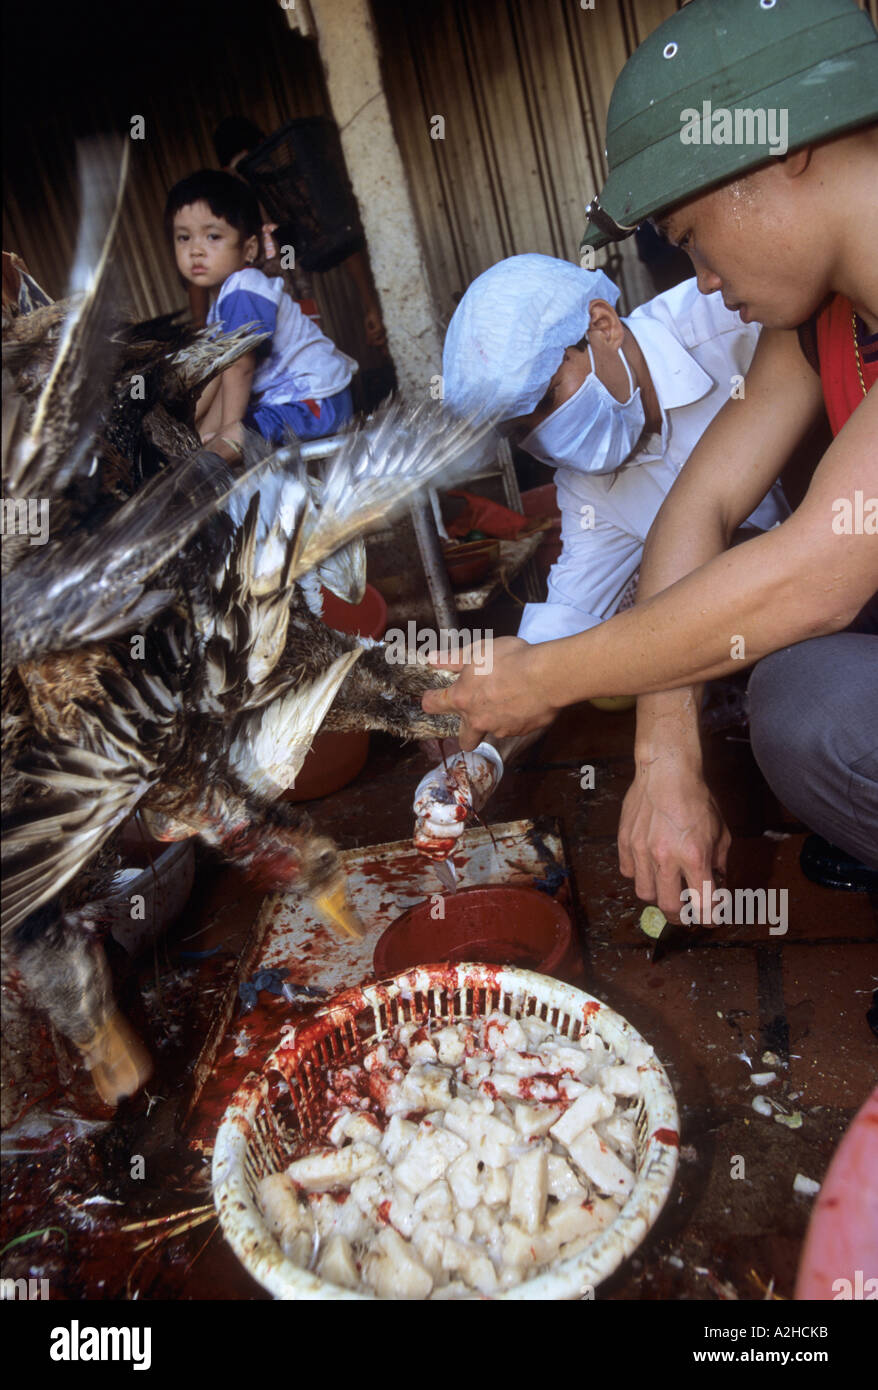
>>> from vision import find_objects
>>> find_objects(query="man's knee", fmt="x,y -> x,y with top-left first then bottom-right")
747,634 -> 878,861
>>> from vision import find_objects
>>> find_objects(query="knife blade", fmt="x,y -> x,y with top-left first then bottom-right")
432,857 -> 458,893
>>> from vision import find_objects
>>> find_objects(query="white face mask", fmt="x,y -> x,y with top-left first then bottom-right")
521,343 -> 645,474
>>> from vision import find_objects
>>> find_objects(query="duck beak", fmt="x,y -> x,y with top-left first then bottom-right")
312,872 -> 364,942
78,1010 -> 154,1106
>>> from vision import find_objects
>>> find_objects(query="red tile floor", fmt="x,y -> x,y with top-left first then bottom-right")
1,622 -> 875,1302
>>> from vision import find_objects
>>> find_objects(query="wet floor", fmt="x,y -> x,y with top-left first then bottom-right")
1,618 -> 875,1302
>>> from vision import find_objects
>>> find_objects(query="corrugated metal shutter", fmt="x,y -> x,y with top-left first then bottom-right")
371,0 -> 878,321
371,0 -> 681,320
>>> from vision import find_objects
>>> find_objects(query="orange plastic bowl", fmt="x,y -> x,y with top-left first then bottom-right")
285,584 -> 387,802
373,885 -> 576,981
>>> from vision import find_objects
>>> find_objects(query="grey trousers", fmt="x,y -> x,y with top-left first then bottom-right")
748,633 -> 878,868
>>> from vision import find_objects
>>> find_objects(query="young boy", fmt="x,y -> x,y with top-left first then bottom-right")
165,170 -> 357,461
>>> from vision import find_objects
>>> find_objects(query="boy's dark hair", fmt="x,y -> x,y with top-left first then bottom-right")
164,170 -> 261,243
213,116 -> 265,170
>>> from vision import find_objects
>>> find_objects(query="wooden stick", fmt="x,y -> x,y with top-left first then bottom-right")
121,1203 -> 213,1233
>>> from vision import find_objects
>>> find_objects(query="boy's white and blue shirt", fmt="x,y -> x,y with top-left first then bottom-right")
207,268 -> 356,405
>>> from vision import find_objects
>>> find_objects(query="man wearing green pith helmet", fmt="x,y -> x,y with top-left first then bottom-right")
423,0 -> 878,922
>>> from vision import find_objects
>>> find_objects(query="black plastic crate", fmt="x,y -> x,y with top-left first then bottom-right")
238,117 -> 366,273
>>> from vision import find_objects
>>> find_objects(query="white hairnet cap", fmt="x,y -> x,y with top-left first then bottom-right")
443,254 -> 620,422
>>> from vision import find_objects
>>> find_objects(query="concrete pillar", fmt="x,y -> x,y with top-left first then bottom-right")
307,0 -> 443,396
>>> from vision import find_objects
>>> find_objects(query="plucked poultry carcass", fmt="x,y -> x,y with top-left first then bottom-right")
2,150 -> 494,1110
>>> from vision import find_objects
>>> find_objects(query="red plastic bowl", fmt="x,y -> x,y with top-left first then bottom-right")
373,884 -> 577,981
794,1086 -> 878,1300
285,584 -> 387,802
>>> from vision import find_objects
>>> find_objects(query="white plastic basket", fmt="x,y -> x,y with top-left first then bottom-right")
212,963 -> 679,1300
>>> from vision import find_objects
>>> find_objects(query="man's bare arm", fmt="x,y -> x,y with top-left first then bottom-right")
425,331 -> 877,732
620,328 -> 825,914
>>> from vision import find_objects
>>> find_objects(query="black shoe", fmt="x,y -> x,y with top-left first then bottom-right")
799,834 -> 878,893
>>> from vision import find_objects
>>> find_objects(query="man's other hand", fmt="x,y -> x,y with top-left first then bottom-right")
618,757 -> 731,924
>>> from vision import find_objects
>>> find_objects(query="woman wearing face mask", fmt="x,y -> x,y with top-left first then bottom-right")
444,253 -> 788,645
412,254 -> 790,861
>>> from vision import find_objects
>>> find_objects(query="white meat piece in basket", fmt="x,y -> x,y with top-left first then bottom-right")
428,1280 -> 472,1300
454,1210 -> 474,1241
494,1051 -> 547,1079
546,1193 -> 617,1247
539,1043 -> 592,1076
549,1087 -> 614,1145
600,1064 -> 641,1097
433,1026 -> 467,1067
482,1164 -> 511,1208
362,1227 -> 433,1299
316,1233 -> 360,1290
558,1079 -> 589,1102
407,1034 -> 438,1064
362,1045 -> 386,1072
410,1219 -> 449,1278
567,1127 -> 635,1199
380,1114 -> 418,1165
521,1017 -> 554,1049
546,1154 -> 588,1202
414,1179 -> 453,1224
329,1112 -> 383,1147
399,1063 -> 455,1112
513,1102 -> 562,1139
486,1071 -> 529,1100
485,1012 -> 527,1054
446,1149 -> 482,1211
394,1126 -> 468,1195
509,1145 -> 549,1234
350,1166 -> 394,1222
285,1141 -> 382,1192
500,1222 -> 543,1282
441,1236 -> 499,1294
257,1172 -> 315,1265
387,1186 -> 418,1238
326,1108 -> 353,1146
308,1191 -> 373,1244
445,1111 -> 518,1168
596,1113 -> 638,1163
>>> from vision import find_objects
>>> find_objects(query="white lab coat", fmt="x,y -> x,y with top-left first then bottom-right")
518,279 -> 790,643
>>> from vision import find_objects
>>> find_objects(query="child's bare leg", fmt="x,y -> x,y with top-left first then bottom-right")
197,380 -> 225,442
195,375 -> 222,429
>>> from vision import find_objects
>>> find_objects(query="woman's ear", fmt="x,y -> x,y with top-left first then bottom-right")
588,298 -> 624,350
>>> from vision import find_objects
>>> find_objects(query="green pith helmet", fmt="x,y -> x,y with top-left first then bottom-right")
581,0 -> 878,251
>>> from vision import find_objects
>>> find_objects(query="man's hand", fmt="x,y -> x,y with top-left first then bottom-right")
618,754 -> 731,923
421,637 -> 557,751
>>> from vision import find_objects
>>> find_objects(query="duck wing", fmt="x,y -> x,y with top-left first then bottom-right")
290,398 -> 497,581
226,647 -> 364,800
5,138 -> 128,501
2,447 -> 272,673
0,686 -> 167,935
